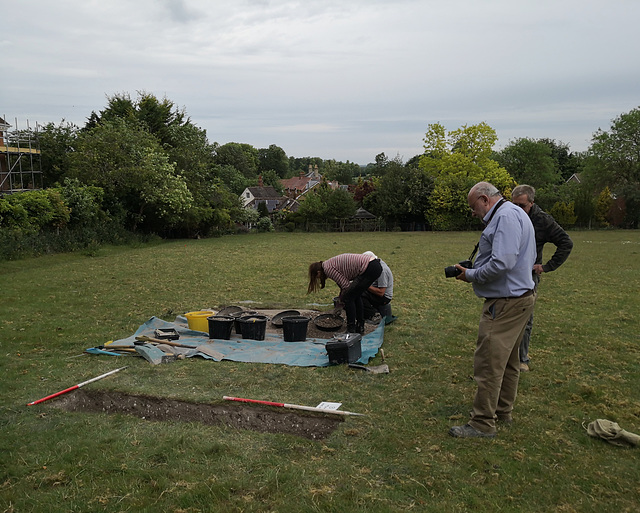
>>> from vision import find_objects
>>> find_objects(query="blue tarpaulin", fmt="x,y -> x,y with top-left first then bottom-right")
106,315 -> 384,367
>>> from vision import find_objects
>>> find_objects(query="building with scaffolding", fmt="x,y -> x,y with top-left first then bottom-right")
0,116 -> 43,194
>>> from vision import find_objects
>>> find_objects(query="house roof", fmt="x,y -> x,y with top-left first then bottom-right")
281,175 -> 319,192
246,186 -> 283,199
353,207 -> 376,219
278,197 -> 300,212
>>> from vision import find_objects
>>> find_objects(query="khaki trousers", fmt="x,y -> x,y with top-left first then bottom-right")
469,293 -> 536,434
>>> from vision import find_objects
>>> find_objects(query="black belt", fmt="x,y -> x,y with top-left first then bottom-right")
485,289 -> 534,301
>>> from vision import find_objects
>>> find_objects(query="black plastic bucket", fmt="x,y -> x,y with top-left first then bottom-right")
238,314 -> 268,340
230,310 -> 258,334
282,315 -> 311,342
208,315 -> 234,340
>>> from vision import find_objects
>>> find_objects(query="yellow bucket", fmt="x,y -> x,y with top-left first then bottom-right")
185,310 -> 216,332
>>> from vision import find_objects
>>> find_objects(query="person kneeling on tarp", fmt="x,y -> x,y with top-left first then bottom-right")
361,251 -> 397,325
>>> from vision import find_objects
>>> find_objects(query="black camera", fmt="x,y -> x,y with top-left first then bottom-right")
444,259 -> 473,278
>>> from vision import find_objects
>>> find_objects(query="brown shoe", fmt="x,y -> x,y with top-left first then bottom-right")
519,362 -> 530,372
448,424 -> 496,439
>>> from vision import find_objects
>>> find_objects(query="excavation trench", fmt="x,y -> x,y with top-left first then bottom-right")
53,389 -> 344,440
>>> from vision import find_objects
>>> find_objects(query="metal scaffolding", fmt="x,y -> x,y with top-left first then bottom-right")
0,116 -> 43,194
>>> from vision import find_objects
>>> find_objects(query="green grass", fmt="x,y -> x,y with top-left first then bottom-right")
1,231 -> 639,512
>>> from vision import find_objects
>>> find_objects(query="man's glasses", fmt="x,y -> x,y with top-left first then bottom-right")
469,195 -> 486,211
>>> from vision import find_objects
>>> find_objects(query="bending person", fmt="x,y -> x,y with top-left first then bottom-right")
308,253 -> 382,334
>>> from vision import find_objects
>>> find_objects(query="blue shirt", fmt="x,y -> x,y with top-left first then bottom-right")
465,200 -> 536,299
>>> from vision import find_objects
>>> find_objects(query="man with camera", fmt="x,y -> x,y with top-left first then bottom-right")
511,184 -> 573,372
448,182 -> 536,439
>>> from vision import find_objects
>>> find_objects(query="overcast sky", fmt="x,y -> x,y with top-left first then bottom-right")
2,0 -> 639,164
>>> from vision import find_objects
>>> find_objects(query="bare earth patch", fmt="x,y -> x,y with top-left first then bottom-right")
52,389 -> 344,440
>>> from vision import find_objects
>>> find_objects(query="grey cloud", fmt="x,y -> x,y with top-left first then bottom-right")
2,0 -> 639,163
161,0 -> 200,23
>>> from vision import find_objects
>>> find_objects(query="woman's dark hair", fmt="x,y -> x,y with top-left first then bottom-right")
307,261 -> 326,294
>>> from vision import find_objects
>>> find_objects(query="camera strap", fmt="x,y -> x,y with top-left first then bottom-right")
468,198 -> 507,262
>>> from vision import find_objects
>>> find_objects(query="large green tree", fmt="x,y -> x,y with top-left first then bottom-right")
288,156 -> 323,176
69,118 -> 193,231
419,122 -> 514,230
493,137 -> 561,188
87,92 -> 215,175
585,106 -> 640,228
213,142 -> 259,179
538,138 -> 585,181
86,92 -> 187,148
164,121 -> 215,181
321,159 -> 359,185
363,158 -> 433,228
161,122 -> 240,236
216,164 -> 251,196
296,182 -> 356,225
259,170 -> 284,193
38,121 -> 79,187
258,144 -> 289,178
81,92 -> 239,235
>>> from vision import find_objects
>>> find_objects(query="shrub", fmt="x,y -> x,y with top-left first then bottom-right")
0,189 -> 70,232
549,201 -> 577,227
595,187 -> 614,227
0,198 -> 29,231
0,220 -> 142,261
256,217 -> 274,232
54,178 -> 106,227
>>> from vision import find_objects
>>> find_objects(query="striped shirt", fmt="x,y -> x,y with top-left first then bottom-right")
322,253 -> 371,290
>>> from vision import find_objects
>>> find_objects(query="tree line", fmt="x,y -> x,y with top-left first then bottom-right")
1,92 -> 638,259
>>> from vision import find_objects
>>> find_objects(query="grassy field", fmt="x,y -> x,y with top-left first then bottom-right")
1,230 -> 639,512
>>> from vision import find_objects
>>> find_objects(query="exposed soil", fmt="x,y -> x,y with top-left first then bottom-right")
52,389 -> 344,440
313,314 -> 345,331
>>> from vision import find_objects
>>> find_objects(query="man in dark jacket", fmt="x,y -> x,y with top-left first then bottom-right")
511,184 -> 573,371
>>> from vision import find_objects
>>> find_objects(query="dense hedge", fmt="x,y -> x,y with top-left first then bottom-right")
0,180 -> 146,260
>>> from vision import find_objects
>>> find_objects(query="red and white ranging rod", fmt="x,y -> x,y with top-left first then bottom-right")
27,367 -> 128,406
223,395 -> 365,416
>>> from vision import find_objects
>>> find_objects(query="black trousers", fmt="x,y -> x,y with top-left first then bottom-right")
341,259 -> 383,327
362,290 -> 391,319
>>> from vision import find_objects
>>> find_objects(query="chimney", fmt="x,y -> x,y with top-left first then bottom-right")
258,175 -> 263,187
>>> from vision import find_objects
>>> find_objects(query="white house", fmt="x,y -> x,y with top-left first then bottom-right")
240,181 -> 286,213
